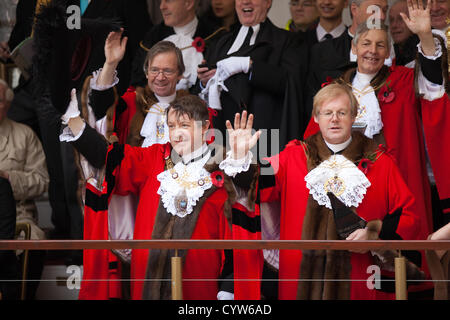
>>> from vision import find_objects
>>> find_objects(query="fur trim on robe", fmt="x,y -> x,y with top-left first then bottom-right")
297,131 -> 379,300
142,146 -> 246,300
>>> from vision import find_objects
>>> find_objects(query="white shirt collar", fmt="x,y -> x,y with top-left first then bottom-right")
173,16 -> 198,38
181,143 -> 209,164
316,22 -> 346,42
227,24 -> 261,55
348,29 -> 354,38
325,137 -> 352,154
355,71 -> 376,85
155,92 -> 176,104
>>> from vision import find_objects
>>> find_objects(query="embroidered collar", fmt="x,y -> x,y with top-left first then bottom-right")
304,154 -> 371,209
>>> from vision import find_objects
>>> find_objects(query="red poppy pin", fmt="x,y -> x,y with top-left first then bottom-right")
378,80 -> 395,103
286,139 -> 303,147
211,171 -> 225,188
357,158 -> 373,175
321,76 -> 334,88
192,37 -> 206,53
377,144 -> 387,153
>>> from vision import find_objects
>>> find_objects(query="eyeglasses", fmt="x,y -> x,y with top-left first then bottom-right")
289,0 -> 315,7
148,67 -> 177,77
319,110 -> 350,119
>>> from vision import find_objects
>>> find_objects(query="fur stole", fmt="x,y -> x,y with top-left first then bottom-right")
297,132 -> 378,300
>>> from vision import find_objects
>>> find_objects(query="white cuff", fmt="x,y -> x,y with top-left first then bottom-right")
417,37 -> 443,60
416,37 -> 445,100
90,68 -> 119,91
219,150 -> 253,178
217,291 -> 234,300
418,71 -> 445,100
59,121 -> 86,142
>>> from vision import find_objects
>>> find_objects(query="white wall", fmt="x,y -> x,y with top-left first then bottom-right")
267,0 -> 396,29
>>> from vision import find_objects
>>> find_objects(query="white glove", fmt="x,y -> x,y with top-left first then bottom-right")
199,57 -> 250,111
217,291 -> 235,300
61,88 -> 80,125
216,56 -> 251,81
199,74 -> 223,110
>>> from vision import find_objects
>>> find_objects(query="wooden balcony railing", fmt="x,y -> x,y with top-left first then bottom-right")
1,240 -> 449,300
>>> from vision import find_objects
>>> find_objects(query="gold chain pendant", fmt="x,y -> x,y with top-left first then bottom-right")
324,175 -> 346,197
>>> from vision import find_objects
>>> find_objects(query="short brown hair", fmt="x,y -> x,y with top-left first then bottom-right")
143,41 -> 185,76
313,82 -> 359,118
352,21 -> 391,52
166,95 -> 209,125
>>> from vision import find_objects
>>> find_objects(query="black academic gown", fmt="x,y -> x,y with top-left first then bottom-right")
28,0 -> 150,242
201,19 -> 309,149
130,17 -> 217,88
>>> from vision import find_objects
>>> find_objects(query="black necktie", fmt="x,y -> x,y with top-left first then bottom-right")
243,27 -> 254,48
324,33 -> 333,40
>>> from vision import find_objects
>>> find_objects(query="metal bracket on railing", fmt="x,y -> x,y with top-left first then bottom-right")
171,249 -> 183,300
395,250 -> 407,300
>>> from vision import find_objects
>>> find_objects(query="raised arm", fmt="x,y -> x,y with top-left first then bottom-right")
96,28 -> 128,87
400,0 -> 435,56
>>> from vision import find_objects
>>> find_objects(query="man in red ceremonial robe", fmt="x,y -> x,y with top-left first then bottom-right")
260,82 -> 422,299
303,1 -> 448,293
59,33 -> 192,299
62,93 -> 262,300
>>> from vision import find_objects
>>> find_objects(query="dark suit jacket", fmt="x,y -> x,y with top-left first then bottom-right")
202,19 -> 309,145
305,29 -> 355,116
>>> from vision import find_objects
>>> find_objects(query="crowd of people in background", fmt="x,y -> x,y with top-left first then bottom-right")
0,0 -> 449,301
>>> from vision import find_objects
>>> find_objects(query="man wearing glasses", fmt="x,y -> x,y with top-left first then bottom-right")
259,82 -> 420,300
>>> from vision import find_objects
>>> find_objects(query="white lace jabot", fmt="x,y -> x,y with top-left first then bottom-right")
157,145 -> 253,218
305,154 -> 371,209
140,93 -> 176,148
352,71 -> 384,139
157,147 -> 212,218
